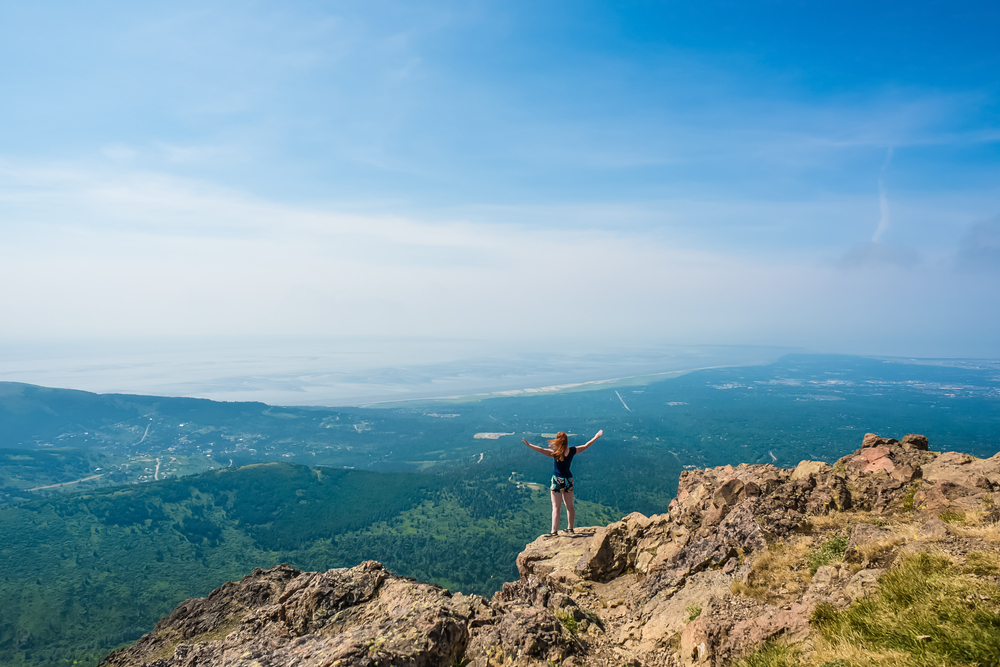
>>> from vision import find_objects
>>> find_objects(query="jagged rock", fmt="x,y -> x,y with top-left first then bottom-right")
102,561 -> 477,667
582,513 -> 649,580
912,480 -> 973,513
640,502 -> 766,602
790,460 -> 831,481
916,517 -> 950,540
515,529 -> 595,591
466,606 -> 579,666
901,434 -> 929,451
625,570 -> 734,655
103,432 -> 1000,667
810,565 -> 840,588
679,615 -> 724,666
862,433 -> 898,448
802,564 -> 852,607
844,568 -> 884,601
722,602 -> 812,658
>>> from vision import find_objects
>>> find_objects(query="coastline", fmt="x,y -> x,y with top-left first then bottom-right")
353,363 -> 757,408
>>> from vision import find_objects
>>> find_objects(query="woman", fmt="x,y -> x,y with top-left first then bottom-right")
522,429 -> 603,536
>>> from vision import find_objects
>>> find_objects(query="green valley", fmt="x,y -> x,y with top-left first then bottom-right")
0,354 -> 998,666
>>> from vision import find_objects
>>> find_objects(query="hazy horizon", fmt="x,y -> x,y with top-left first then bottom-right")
2,2 -> 999,374
4,337 -> 999,407
0,339 -> 797,406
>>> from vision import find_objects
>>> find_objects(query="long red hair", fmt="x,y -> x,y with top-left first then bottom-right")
549,432 -> 569,461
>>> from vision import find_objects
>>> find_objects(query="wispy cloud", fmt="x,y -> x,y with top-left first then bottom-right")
872,148 -> 894,243
1,160 -> 998,358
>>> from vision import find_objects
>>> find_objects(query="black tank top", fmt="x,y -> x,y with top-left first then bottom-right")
553,446 -> 576,477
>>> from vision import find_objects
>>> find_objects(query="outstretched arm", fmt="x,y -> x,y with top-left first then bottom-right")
575,429 -> 604,453
522,438 -> 553,457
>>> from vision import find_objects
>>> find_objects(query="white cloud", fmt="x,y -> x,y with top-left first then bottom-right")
1,159 -> 998,358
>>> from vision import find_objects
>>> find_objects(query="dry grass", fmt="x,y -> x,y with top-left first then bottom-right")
807,639 -> 915,667
939,510 -> 967,525
806,511 -> 916,569
735,639 -> 800,667
807,510 -> 882,532
962,508 -> 990,525
950,518 -> 1000,543
856,535 -> 907,563
730,537 -> 812,602
962,550 -> 1000,576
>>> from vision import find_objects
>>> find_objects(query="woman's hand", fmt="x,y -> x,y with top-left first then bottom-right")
594,429 -> 603,439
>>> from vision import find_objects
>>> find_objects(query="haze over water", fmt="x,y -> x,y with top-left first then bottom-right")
0,339 -> 790,406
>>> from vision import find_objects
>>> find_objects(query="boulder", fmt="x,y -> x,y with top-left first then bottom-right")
467,606 -> 579,665
862,433 -> 898,448
901,434 -> 929,451
809,565 -> 842,589
515,529 -> 594,590
912,480 -> 973,513
723,602 -> 812,659
916,517 -> 950,540
679,615 -> 723,666
790,460 -> 831,481
580,513 -> 647,581
844,568 -> 884,601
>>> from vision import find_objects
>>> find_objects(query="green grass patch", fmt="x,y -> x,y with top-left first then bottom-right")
736,640 -> 801,667
810,551 -> 1000,667
686,601 -> 703,622
554,609 -> 578,634
807,534 -> 849,574
939,511 -> 966,525
901,483 -> 921,512
963,551 -> 1000,577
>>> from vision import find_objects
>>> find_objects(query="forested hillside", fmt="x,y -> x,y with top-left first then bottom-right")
0,460 -> 620,667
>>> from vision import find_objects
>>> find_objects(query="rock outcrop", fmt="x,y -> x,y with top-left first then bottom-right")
101,434 -> 1000,667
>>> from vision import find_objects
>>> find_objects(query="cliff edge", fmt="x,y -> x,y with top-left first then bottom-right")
101,434 -> 1000,667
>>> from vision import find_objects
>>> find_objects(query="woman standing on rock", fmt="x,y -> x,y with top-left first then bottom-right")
522,429 -> 603,536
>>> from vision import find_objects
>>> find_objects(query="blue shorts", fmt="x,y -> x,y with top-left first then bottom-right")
551,475 -> 574,492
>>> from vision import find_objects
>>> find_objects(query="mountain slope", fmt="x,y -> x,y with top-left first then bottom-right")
98,433 -> 1000,667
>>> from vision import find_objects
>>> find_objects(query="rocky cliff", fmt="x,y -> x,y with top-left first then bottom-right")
101,434 -> 1000,667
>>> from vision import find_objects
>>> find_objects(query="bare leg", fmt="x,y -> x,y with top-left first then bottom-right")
565,489 -> 575,530
550,490 -> 562,533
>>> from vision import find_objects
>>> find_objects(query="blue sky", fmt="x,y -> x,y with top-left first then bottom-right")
1,1 -> 999,363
